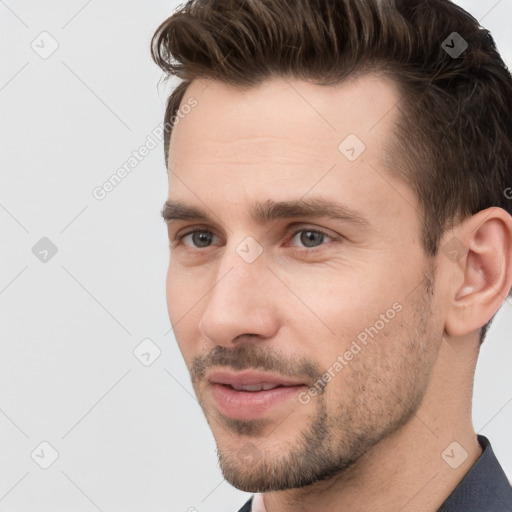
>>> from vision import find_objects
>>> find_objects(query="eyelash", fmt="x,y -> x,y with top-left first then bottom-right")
172,226 -> 336,252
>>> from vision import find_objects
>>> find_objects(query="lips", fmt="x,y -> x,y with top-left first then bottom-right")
206,370 -> 308,420
207,369 -> 306,389
229,383 -> 285,391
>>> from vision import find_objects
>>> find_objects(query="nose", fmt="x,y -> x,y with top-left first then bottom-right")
198,243 -> 280,347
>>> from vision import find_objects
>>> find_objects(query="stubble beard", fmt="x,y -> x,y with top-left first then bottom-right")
198,271 -> 439,493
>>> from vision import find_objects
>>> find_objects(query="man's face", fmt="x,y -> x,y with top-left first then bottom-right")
165,75 -> 445,492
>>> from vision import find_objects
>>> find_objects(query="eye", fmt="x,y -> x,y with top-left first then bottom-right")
289,229 -> 332,249
177,229 -> 220,248
172,227 -> 335,252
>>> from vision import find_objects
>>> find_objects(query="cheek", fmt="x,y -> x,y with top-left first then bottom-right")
282,266 -> 382,329
166,261 -> 202,320
165,264 -> 203,356
282,264 -> 407,367
165,263 -> 179,321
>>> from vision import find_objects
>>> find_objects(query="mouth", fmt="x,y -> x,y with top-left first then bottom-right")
221,382 -> 294,391
206,370 -> 308,420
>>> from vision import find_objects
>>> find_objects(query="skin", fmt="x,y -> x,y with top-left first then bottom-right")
164,74 -> 512,512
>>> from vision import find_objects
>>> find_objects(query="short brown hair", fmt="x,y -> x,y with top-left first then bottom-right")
151,0 -> 512,342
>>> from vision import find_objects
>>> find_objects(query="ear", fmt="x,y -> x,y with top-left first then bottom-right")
444,207 -> 512,338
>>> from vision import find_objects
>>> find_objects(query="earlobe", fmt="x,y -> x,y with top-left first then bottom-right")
444,208 -> 512,338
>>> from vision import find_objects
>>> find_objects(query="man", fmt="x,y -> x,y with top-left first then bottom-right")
152,0 -> 512,510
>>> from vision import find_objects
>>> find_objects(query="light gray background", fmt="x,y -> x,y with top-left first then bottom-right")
1,1 -> 511,511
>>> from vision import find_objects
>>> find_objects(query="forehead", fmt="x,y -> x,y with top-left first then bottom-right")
166,74 -> 415,230
172,74 -> 399,148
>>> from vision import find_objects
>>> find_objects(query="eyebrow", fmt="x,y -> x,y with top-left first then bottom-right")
161,198 -> 370,228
